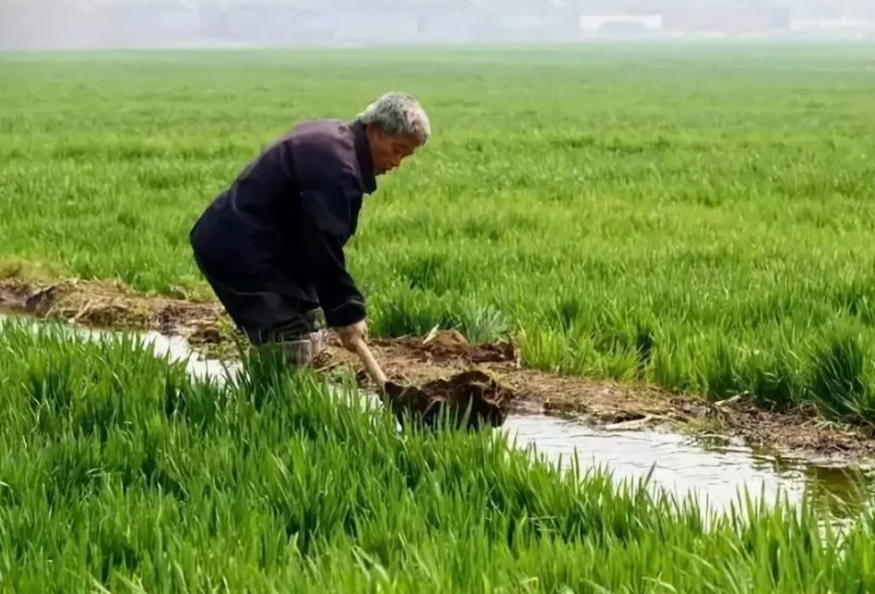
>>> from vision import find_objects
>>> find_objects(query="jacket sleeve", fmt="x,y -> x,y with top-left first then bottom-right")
297,181 -> 366,328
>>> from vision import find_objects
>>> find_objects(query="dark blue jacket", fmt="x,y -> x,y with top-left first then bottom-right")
189,119 -> 376,328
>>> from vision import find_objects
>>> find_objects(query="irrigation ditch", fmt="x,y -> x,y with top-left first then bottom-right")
2,276 -> 875,526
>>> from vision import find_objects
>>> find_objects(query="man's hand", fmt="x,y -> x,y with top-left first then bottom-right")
337,319 -> 368,352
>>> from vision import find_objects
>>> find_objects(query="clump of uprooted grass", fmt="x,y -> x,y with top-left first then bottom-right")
1,318 -> 874,593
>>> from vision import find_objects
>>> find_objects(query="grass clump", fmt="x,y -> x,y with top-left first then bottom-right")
0,317 -> 874,592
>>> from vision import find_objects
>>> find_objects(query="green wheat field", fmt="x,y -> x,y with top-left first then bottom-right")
1,318 -> 874,593
2,42 -> 875,592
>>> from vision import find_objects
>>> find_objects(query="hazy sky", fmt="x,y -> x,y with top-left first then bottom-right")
1,0 -> 873,51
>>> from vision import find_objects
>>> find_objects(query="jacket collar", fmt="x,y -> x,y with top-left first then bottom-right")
352,121 -> 377,194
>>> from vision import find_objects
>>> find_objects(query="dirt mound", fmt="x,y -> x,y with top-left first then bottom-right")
388,328 -> 519,365
382,369 -> 512,430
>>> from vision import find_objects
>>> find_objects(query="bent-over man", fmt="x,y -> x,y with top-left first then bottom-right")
189,92 -> 430,366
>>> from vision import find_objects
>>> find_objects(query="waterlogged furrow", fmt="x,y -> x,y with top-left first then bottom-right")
0,318 -> 873,592
2,46 -> 875,422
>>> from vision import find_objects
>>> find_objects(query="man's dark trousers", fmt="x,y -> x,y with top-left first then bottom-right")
192,250 -> 325,367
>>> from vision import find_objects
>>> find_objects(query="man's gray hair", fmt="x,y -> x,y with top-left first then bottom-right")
356,92 -> 431,144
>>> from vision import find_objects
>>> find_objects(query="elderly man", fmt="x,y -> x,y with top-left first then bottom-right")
189,92 -> 430,366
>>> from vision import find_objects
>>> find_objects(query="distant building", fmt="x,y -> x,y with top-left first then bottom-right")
661,4 -> 790,35
789,16 -> 875,37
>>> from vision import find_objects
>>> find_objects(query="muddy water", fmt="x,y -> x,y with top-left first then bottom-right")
4,316 -> 874,520
504,415 -> 874,521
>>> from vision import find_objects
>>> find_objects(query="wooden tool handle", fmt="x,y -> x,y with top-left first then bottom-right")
352,336 -> 387,388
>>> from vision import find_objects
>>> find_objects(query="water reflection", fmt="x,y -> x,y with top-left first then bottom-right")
502,414 -> 874,519
749,455 -> 874,519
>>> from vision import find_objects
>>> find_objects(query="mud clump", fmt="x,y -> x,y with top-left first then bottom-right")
382,369 -> 513,431
393,328 -> 519,365
188,324 -> 224,345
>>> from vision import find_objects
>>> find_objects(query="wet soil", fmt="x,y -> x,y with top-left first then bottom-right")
380,369 -> 513,430
2,277 -> 875,462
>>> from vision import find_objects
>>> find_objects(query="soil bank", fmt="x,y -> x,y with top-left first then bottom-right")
2,276 -> 874,463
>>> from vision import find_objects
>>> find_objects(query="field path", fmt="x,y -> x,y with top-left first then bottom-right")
2,276 -> 874,463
